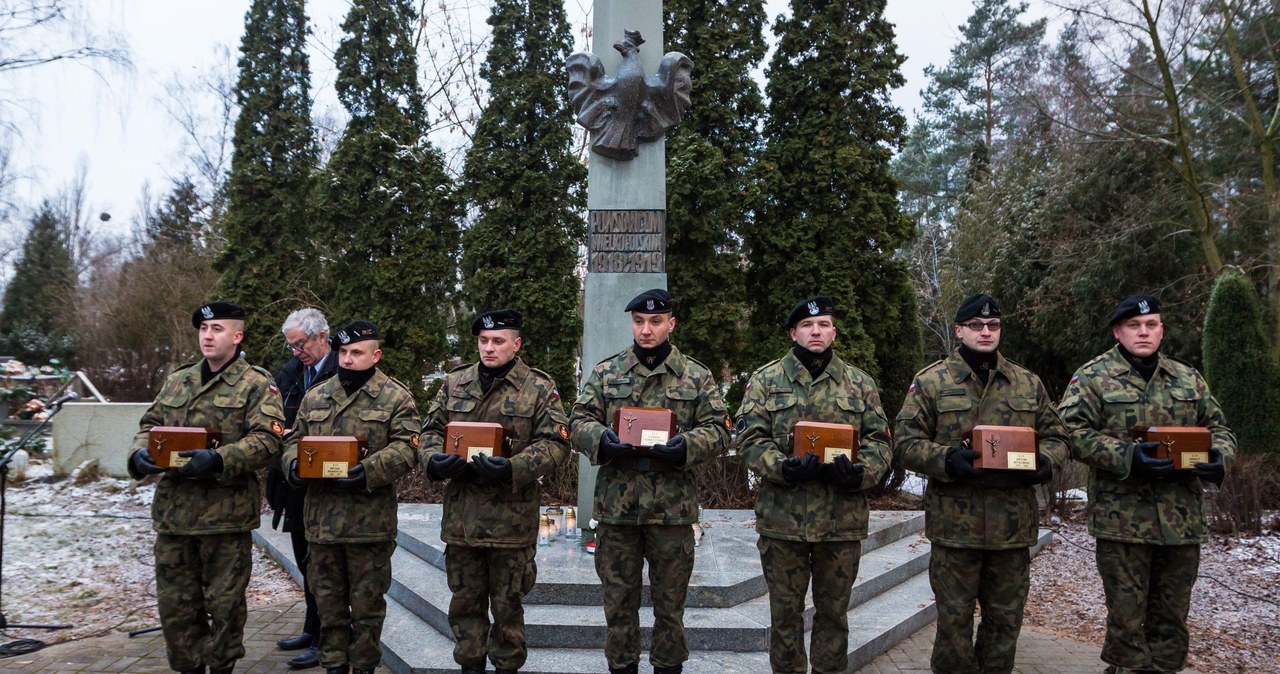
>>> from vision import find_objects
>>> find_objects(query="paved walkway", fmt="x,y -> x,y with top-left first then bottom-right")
3,599 -> 1192,674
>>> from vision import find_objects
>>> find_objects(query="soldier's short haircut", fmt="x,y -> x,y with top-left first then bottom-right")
281,307 -> 329,339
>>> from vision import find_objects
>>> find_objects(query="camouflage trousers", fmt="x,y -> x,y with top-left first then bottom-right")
445,544 -> 537,670
595,522 -> 695,670
154,532 -> 252,672
1096,539 -> 1199,672
306,540 -> 395,670
929,544 -> 1030,674
756,536 -> 862,674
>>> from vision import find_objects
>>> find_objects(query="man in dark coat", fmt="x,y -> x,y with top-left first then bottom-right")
268,307 -> 338,669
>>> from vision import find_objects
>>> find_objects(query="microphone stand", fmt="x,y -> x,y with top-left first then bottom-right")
0,393 -> 78,631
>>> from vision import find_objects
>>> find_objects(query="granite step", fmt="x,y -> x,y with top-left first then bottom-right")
380,571 -> 937,674
394,505 -> 926,608
384,521 -> 936,652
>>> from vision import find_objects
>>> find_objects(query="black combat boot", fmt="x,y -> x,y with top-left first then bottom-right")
325,666 -> 349,674
461,665 -> 485,674
653,666 -> 682,674
180,667 -> 205,674
495,668 -> 519,674
351,669 -> 375,674
608,665 -> 638,674
287,644 -> 320,669
210,667 -> 234,674
278,632 -> 316,650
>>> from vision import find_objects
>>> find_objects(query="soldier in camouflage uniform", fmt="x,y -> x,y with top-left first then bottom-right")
736,296 -> 893,674
569,289 -> 731,674
280,321 -> 421,674
1059,295 -> 1234,674
127,302 -> 286,674
895,294 -> 1069,674
420,309 -> 570,674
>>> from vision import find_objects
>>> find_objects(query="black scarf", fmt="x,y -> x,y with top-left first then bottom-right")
338,365 -> 377,395
792,343 -> 833,379
1118,343 -> 1160,382
632,340 -> 673,369
959,343 -> 998,386
201,352 -> 240,386
478,358 -> 518,394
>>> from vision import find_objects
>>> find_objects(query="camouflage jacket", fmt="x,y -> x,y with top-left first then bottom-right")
570,344 -> 731,526
1059,346 -> 1236,545
281,369 -> 421,545
421,358 -> 570,548
736,350 -> 893,542
129,357 -> 285,536
895,350 -> 1070,550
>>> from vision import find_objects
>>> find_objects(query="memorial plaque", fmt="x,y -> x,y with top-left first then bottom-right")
444,422 -> 506,461
588,210 -> 666,273
298,435 -> 367,479
966,425 -> 1037,471
148,426 -> 221,468
791,421 -> 858,463
1132,425 -> 1211,470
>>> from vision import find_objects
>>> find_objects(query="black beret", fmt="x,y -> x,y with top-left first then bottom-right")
785,295 -> 835,328
1110,294 -> 1161,326
955,294 -> 1001,324
191,301 -> 246,328
471,308 -> 522,335
334,320 -> 379,345
624,288 -> 674,314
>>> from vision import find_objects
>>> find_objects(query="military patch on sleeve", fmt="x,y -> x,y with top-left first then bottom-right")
558,423 -> 569,441
271,420 -> 284,435
724,414 -> 733,431
268,384 -> 279,395
907,382 -> 916,393
1069,375 -> 1079,385
552,389 -> 560,400
745,380 -> 753,393
410,433 -> 420,448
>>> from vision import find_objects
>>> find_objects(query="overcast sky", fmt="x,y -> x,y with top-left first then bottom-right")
4,0 -> 1060,236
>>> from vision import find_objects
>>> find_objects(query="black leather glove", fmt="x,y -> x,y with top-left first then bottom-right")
333,462 -> 367,489
648,434 -> 687,466
129,448 -> 165,476
465,461 -> 492,486
178,449 -> 223,479
944,446 -> 983,481
1130,441 -> 1173,479
781,452 -> 823,483
827,454 -> 865,490
426,452 -> 466,480
599,429 -> 636,462
1192,447 -> 1225,485
286,458 -> 307,489
472,454 -> 513,484
1026,453 -> 1053,485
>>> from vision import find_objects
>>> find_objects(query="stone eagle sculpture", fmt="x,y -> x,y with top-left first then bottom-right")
566,30 -> 693,161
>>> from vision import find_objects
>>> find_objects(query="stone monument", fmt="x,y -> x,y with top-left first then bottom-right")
566,0 -> 691,524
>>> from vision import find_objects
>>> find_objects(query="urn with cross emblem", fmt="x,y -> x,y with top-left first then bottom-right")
147,426 -> 222,468
789,420 -> 858,463
1131,425 -> 1211,470
966,425 -> 1037,470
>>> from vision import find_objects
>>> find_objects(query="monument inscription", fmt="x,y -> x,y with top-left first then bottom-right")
588,210 -> 666,272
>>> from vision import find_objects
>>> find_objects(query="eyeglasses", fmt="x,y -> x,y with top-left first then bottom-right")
961,320 -> 1002,332
284,336 -> 313,353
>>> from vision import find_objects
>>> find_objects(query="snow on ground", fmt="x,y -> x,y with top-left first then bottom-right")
1025,508 -> 1280,674
0,456 -> 299,647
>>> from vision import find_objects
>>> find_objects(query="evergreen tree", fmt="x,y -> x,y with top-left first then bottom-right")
215,0 -> 318,368
662,0 -> 766,378
1203,270 -> 1280,455
320,0 -> 462,406
459,0 -> 585,394
0,202 -> 77,363
746,0 -> 921,404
